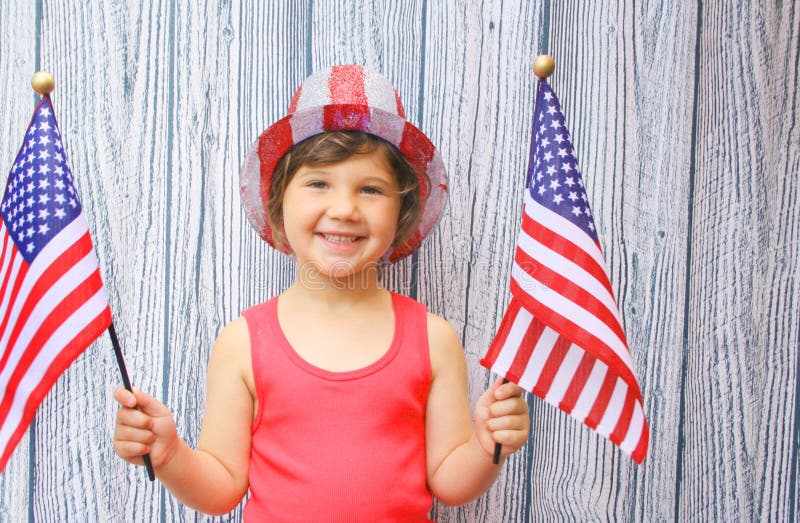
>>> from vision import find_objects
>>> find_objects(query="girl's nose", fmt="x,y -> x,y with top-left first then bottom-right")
326,191 -> 358,220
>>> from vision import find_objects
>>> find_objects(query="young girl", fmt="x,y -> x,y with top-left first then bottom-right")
113,65 -> 530,521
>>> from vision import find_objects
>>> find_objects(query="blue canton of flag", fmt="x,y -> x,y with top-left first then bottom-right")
1,100 -> 82,262
527,81 -> 598,244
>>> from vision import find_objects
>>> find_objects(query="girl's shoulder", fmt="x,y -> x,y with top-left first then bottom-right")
423,310 -> 466,380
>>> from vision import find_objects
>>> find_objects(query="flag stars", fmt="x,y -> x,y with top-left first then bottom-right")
549,179 -> 560,191
38,209 -> 50,220
568,191 -> 578,201
38,178 -> 51,190
54,193 -> 66,204
39,194 -> 50,205
54,208 -> 66,219
546,165 -> 557,176
571,206 -> 582,216
543,151 -> 553,162
38,223 -> 50,235
558,148 -> 568,158
553,193 -> 564,204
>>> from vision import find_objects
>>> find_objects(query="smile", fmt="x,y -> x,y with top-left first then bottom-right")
318,233 -> 362,244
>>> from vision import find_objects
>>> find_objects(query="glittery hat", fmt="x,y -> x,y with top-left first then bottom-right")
240,64 -> 448,261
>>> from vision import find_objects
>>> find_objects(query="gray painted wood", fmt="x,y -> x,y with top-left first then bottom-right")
0,3 -> 36,521
0,1 -> 797,521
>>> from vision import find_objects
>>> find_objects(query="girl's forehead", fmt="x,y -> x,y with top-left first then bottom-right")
296,152 -> 398,182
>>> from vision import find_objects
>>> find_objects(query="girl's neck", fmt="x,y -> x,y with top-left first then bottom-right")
286,266 -> 388,312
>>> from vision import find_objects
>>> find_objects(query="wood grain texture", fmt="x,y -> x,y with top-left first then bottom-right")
417,1 -> 544,521
679,1 -> 800,520
0,0 -> 798,521
0,2 -> 36,521
29,0 -> 175,520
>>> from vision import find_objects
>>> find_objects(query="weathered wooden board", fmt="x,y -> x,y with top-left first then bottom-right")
0,3 -> 36,521
417,1 -> 544,521
678,1 -> 800,521
0,0 -> 798,522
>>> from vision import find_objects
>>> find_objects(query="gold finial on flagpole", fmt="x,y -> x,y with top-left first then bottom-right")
533,55 -> 555,79
31,71 -> 55,95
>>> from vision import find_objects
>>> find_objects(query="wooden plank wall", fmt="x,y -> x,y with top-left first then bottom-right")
0,1 -> 797,521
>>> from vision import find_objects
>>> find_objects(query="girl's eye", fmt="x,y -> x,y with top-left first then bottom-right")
308,181 -> 327,189
362,186 -> 383,195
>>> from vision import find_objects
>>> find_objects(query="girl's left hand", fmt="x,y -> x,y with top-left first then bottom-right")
474,378 -> 530,458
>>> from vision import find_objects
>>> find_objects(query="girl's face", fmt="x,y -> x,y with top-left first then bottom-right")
280,149 -> 402,284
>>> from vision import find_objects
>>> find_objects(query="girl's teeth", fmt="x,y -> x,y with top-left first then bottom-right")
323,234 -> 358,244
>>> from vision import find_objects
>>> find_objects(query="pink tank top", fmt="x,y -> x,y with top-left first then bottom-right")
242,292 -> 433,522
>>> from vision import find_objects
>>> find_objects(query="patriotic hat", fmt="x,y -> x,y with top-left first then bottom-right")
240,64 -> 448,261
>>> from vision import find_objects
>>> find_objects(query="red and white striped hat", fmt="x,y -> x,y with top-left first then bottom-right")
240,64 -> 448,261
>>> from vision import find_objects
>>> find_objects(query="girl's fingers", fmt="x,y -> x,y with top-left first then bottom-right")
494,382 -> 525,400
114,424 -> 156,444
486,414 -> 528,432
113,440 -> 151,461
488,397 -> 528,417
116,407 -> 154,429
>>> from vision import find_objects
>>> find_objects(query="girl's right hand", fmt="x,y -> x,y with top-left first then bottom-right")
112,388 -> 179,470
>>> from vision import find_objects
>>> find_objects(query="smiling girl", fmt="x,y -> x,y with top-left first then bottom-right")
112,65 -> 530,521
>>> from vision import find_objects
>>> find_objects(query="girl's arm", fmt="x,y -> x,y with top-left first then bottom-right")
113,317 -> 254,515
425,313 -> 530,506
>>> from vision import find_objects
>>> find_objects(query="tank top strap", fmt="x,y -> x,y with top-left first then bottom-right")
390,291 -> 430,375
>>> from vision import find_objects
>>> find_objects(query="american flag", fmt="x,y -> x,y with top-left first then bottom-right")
481,80 -> 649,463
0,97 -> 111,472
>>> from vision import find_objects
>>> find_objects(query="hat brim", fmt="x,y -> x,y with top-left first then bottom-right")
240,104 -> 447,262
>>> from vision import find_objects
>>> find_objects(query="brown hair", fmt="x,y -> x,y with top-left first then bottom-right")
266,131 -> 425,253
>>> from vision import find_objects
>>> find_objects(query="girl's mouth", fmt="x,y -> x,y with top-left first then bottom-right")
319,233 -> 361,244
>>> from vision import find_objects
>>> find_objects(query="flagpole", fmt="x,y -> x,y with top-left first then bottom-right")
491,55 -> 556,466
107,324 -> 156,481
31,72 -> 156,482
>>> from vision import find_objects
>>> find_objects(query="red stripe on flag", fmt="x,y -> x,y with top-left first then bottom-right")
584,371 -> 618,430
480,298 -> 522,370
631,417 -> 649,464
532,334 -> 572,398
558,351 -> 596,413
0,307 -> 110,472
0,270 -> 105,428
0,232 -> 10,277
0,248 -> 26,341
514,246 -> 626,343
509,278 -> 641,400
0,233 -> 94,376
521,211 -> 614,297
609,387 -> 636,445
505,315 -> 546,384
